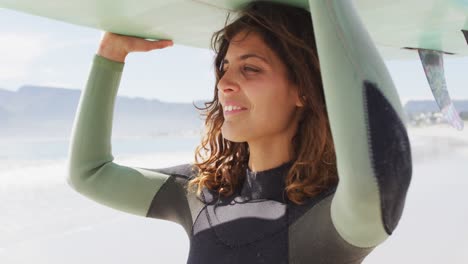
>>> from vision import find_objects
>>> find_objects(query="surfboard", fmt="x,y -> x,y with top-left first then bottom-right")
1,0 -> 465,130
0,0 -> 467,60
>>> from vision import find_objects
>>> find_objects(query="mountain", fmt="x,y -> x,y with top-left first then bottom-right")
0,85 -> 207,138
0,106 -> 10,125
2,85 -> 466,138
404,100 -> 468,116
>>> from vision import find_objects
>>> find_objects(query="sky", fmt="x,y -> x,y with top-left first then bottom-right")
0,7 -> 467,103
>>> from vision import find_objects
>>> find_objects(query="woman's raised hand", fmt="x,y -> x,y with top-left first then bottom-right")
97,32 -> 174,63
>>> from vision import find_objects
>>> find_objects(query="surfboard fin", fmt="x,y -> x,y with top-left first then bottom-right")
417,49 -> 464,131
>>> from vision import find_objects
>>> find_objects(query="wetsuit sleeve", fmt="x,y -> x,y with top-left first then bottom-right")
308,0 -> 412,248
67,54 -> 171,217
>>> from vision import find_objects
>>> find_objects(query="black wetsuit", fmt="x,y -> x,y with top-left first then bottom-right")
149,161 -> 375,264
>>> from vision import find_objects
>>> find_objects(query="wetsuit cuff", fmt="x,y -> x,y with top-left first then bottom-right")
94,54 -> 125,72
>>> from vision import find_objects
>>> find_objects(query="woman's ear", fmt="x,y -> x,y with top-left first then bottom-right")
296,90 -> 306,107
295,94 -> 305,108
293,86 -> 304,107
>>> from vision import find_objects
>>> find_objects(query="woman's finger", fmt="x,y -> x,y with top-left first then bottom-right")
130,38 -> 174,52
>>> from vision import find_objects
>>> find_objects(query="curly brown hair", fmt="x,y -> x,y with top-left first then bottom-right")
187,1 -> 338,205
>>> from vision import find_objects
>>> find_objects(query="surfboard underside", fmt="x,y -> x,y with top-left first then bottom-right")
1,0 -> 468,60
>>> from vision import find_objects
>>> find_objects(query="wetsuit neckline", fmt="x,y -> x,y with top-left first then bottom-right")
240,160 -> 294,202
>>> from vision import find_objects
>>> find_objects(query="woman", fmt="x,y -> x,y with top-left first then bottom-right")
68,1 -> 412,263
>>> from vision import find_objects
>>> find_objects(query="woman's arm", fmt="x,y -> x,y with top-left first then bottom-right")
67,54 -> 171,217
308,0 -> 412,248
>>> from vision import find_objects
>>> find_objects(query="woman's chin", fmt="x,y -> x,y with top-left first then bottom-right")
221,128 -> 248,143
222,134 -> 246,143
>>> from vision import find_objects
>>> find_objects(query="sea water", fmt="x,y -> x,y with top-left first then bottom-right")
0,127 -> 466,264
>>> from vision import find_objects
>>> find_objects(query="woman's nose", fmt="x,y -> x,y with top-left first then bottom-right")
217,70 -> 240,94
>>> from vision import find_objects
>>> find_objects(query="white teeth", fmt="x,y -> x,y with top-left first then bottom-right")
225,105 -> 243,112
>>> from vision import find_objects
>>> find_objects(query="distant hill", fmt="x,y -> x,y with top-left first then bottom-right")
404,100 -> 468,116
1,85 -> 466,138
0,106 -> 9,124
0,85 -> 207,138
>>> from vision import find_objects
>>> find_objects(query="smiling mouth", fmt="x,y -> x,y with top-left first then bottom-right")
224,107 -> 247,116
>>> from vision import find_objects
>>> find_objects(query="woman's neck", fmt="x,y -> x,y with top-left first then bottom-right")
247,136 -> 295,172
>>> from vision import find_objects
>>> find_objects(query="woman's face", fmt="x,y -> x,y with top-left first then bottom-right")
218,30 -> 303,143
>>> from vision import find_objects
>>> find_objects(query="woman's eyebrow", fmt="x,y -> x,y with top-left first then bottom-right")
223,53 -> 270,64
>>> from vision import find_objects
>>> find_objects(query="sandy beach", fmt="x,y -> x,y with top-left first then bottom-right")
0,125 -> 467,263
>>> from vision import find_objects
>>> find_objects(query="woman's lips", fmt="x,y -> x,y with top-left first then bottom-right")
223,105 -> 247,116
224,108 -> 247,116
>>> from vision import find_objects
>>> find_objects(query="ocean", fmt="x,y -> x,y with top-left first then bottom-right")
0,126 -> 467,264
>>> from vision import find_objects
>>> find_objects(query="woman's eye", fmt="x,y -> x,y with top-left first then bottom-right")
243,66 -> 260,72
219,65 -> 259,74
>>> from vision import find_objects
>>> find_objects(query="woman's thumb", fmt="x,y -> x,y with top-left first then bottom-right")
142,39 -> 174,51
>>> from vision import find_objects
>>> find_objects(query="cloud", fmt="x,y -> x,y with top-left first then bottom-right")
0,33 -> 50,80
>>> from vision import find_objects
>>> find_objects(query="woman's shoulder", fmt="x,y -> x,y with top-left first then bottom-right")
150,163 -> 198,180
288,185 -> 337,217
149,163 -> 221,204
